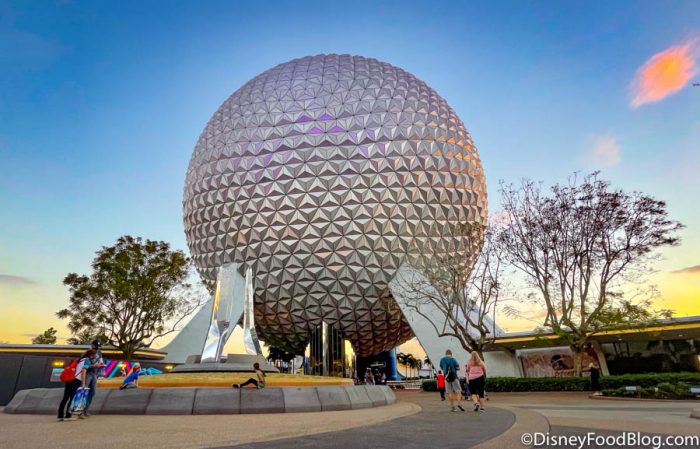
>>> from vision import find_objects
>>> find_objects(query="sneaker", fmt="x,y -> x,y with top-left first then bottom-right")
457,405 -> 465,411
232,384 -> 239,389
451,406 -> 456,412
474,403 -> 480,412
56,418 -> 64,422
441,398 -> 445,401
480,408 -> 486,413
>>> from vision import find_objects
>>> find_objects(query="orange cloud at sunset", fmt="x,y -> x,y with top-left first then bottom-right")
630,40 -> 698,108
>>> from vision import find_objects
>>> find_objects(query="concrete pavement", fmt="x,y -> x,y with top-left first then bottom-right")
215,391 -> 516,449
492,392 -> 700,436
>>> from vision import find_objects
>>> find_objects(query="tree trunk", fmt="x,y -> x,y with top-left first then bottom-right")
571,346 -> 584,377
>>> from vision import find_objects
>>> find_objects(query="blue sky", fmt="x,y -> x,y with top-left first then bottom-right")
1,0 -> 698,341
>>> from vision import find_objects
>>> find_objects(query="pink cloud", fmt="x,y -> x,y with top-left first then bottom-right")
630,40 -> 698,108
587,135 -> 621,168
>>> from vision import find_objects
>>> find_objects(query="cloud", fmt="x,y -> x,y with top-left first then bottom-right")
586,135 -> 621,168
672,265 -> 700,274
630,39 -> 698,108
0,274 -> 37,286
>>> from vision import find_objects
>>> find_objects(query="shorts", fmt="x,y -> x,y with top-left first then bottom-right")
445,379 -> 462,393
468,375 -> 485,398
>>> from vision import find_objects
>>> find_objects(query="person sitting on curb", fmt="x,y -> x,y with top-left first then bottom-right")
232,362 -> 266,389
119,363 -> 142,390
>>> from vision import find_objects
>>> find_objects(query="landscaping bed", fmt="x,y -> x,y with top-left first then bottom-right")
421,373 -> 700,394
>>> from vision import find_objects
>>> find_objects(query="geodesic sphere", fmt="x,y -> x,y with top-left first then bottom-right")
183,54 -> 487,356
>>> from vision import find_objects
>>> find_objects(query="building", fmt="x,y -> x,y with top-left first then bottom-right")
485,316 -> 700,376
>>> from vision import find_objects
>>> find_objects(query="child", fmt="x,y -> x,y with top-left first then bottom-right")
436,370 -> 446,401
119,363 -> 142,390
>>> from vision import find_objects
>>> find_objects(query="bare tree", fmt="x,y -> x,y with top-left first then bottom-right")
499,173 -> 682,375
396,220 -> 508,358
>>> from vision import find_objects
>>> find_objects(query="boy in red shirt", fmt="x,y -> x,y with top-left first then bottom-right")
436,370 -> 446,401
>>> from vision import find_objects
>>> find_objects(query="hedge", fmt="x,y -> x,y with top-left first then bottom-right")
421,373 -> 700,392
599,373 -> 700,389
602,382 -> 698,400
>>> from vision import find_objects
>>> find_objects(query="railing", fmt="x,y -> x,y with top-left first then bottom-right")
386,380 -> 422,390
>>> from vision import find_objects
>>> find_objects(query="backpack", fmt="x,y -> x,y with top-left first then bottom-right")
445,359 -> 457,382
60,359 -> 79,382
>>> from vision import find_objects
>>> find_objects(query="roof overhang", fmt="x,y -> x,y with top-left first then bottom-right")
485,317 -> 700,352
0,344 -> 167,360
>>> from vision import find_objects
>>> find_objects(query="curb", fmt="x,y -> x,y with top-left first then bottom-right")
471,405 -> 550,449
591,395 -> 700,403
4,385 -> 396,415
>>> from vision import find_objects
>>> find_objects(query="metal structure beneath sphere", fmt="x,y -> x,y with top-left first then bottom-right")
183,54 -> 487,357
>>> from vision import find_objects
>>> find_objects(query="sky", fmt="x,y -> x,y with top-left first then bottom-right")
0,0 -> 699,349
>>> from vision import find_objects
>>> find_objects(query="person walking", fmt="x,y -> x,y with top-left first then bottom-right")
439,350 -> 464,412
232,362 -> 266,389
364,368 -> 374,385
57,349 -> 95,421
466,352 -> 487,412
436,370 -> 446,401
83,339 -> 105,417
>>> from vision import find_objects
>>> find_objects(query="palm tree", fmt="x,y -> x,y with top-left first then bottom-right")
423,356 -> 433,377
396,352 -> 409,377
405,354 -> 419,378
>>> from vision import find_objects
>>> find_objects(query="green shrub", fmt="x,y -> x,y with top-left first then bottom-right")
485,376 -> 590,392
599,372 -> 700,390
602,381 -> 696,400
422,379 -> 437,391
420,372 -> 700,393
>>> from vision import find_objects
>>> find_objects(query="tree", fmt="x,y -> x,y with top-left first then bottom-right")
395,220 -> 508,358
423,356 -> 433,377
66,330 -> 108,346
32,327 -> 57,344
499,173 -> 682,375
409,355 -> 422,378
397,353 -> 420,378
57,236 -> 203,359
396,352 -> 412,378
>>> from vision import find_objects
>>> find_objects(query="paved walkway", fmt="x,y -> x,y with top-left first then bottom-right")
0,400 -> 420,449
3,390 -> 696,449
540,426 -> 699,449
493,392 -> 700,436
216,391 -> 515,449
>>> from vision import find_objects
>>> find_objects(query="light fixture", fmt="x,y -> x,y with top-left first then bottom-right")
51,360 -> 64,368
164,365 -> 173,371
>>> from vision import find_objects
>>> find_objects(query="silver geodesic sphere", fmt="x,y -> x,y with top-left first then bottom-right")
184,54 -> 487,356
